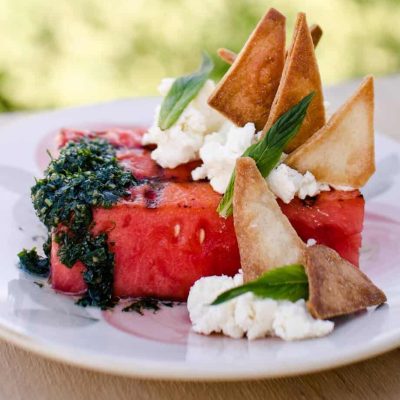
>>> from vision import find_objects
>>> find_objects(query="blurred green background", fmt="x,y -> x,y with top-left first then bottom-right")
0,0 -> 399,112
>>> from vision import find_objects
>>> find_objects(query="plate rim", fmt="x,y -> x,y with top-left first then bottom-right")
0,320 -> 399,381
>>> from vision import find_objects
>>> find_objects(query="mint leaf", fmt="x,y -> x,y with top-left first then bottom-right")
158,53 -> 214,130
211,264 -> 309,305
217,93 -> 315,217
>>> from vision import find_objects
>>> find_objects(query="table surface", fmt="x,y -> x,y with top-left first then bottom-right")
1,75 -> 399,400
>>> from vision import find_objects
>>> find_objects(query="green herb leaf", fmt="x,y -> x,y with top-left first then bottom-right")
217,93 -> 315,217
18,248 -> 50,278
211,264 -> 309,305
158,52 -> 214,130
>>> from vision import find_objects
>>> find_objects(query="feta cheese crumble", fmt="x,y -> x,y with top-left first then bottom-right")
144,78 -> 352,200
191,122 -> 257,194
187,273 -> 334,341
267,163 -> 331,204
306,238 -> 317,247
331,185 -> 355,191
142,79 -> 226,168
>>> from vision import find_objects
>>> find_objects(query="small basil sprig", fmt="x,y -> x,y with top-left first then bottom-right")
158,53 -> 214,130
211,264 -> 308,305
217,92 -> 315,217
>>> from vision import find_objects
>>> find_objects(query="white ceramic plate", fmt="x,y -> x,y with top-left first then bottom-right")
0,98 -> 399,380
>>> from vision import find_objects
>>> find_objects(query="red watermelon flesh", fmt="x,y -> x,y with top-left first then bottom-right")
51,182 -> 241,300
50,128 -> 365,300
59,128 -> 199,182
50,184 -> 364,299
278,190 -> 364,267
117,148 -> 200,182
51,240 -> 86,294
58,128 -> 146,149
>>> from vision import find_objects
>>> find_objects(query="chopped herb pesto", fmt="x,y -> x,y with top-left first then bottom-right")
122,298 -> 175,315
17,248 -> 50,277
32,138 -> 135,234
57,232 -> 117,309
18,138 -> 136,309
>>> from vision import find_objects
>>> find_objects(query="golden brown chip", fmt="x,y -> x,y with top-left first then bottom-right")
208,8 -> 286,131
218,24 -> 323,65
285,76 -> 375,188
233,157 -> 306,282
262,13 -> 325,152
217,48 -> 237,65
309,24 -> 323,48
305,245 -> 386,320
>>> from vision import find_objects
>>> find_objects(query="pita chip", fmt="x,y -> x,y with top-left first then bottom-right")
233,157 -> 305,282
208,8 -> 286,131
263,13 -> 325,152
309,24 -> 323,48
217,24 -> 323,65
285,76 -> 375,188
217,47 -> 237,65
232,159 -> 386,318
305,245 -> 387,320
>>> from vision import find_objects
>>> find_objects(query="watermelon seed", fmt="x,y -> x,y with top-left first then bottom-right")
174,224 -> 181,237
199,228 -> 206,244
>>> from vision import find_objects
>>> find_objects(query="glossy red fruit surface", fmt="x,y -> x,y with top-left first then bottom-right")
51,129 -> 364,299
278,190 -> 364,266
51,182 -> 241,300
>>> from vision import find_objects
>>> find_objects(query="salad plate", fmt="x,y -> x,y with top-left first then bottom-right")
0,97 -> 399,380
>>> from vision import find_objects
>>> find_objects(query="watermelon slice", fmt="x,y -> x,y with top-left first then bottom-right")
50,128 -> 365,300
51,182 -> 240,300
51,240 -> 86,294
59,128 -> 200,182
117,148 -> 200,182
278,190 -> 364,266
58,128 -> 146,149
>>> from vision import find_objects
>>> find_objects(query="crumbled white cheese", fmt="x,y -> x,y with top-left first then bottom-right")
306,238 -> 317,247
331,184 -> 355,191
235,293 -> 277,340
187,274 -> 245,339
142,79 -> 225,168
267,164 -> 330,204
273,299 -> 334,341
187,273 -> 334,341
144,79 -> 349,200
191,122 -> 257,193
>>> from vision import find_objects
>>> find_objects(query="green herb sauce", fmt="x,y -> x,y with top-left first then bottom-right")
17,248 -> 50,277
122,298 -> 175,315
18,138 -> 136,309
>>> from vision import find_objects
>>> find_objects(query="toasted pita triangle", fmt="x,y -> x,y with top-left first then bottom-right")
233,157 -> 306,282
217,48 -> 237,65
262,13 -> 325,152
285,76 -> 375,187
309,24 -> 323,48
218,24 -> 323,65
305,245 -> 387,319
233,159 -> 386,317
208,8 -> 286,131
